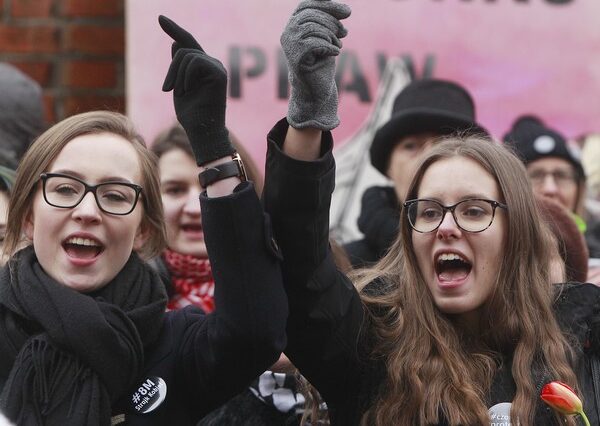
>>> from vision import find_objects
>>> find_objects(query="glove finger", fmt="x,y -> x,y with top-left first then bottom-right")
184,55 -> 227,92
171,41 -> 180,59
298,38 -> 340,68
297,19 -> 344,48
296,10 -> 347,41
162,48 -> 195,91
173,53 -> 196,96
293,0 -> 351,21
159,15 -> 204,52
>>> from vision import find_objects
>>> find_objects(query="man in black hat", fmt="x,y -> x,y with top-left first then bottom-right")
344,78 -> 486,268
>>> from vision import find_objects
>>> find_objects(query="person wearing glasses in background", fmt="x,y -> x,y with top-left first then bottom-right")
0,108 -> 287,424
262,0 -> 600,424
503,115 -> 599,284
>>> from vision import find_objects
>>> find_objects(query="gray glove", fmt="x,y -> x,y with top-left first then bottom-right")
281,0 -> 351,130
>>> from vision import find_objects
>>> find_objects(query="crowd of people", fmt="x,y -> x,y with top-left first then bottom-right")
0,0 -> 599,425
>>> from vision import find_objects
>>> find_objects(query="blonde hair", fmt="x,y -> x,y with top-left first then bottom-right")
354,136 -> 578,425
4,111 -> 166,260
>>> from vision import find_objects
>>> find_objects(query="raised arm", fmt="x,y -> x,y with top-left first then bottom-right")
159,15 -> 287,413
262,0 -> 366,411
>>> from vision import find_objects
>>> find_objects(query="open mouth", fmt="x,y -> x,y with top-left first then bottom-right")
62,237 -> 104,259
435,253 -> 472,282
181,224 -> 203,233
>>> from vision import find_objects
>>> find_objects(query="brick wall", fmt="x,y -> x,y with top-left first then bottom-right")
0,0 -> 125,125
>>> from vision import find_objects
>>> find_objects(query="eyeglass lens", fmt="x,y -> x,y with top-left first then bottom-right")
44,175 -> 138,215
528,169 -> 576,186
408,199 -> 496,233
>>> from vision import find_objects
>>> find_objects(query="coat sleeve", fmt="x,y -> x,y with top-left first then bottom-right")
262,118 -> 365,407
175,181 -> 288,410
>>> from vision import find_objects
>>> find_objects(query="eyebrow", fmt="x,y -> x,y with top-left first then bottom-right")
420,193 -> 496,203
50,169 -> 136,184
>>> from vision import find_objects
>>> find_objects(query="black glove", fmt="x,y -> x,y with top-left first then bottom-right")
357,186 -> 399,251
159,15 -> 234,166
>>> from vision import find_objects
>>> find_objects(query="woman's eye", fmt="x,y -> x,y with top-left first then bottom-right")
463,207 -> 486,217
55,185 -> 78,195
421,209 -> 441,220
164,186 -> 187,196
103,192 -> 128,202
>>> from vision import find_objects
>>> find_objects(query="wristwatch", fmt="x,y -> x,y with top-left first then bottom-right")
198,153 -> 247,188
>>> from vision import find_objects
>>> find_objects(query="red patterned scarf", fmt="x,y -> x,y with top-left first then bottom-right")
163,249 -> 215,313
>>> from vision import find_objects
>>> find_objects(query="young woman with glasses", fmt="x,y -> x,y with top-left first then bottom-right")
0,108 -> 287,424
262,1 -> 600,424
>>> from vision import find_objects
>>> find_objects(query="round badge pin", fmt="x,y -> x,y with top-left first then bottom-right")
130,376 -> 167,414
488,402 -> 512,426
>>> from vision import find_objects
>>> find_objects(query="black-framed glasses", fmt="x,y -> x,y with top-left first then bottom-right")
40,173 -> 143,216
403,198 -> 507,233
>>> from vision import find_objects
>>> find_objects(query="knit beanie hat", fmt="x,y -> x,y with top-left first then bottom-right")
0,63 -> 45,168
503,115 -> 585,181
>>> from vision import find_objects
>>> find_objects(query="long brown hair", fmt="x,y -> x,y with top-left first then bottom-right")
4,111 -> 166,260
354,137 -> 578,425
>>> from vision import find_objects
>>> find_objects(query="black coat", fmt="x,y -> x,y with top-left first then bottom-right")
117,182 -> 287,425
343,185 -> 399,268
263,118 -> 600,425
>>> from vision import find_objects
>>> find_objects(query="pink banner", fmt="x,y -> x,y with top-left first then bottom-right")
127,0 -> 600,166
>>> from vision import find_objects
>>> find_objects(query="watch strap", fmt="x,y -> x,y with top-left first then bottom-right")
198,154 -> 247,188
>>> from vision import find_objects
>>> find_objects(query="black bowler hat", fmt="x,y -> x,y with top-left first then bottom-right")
503,115 -> 585,181
370,79 -> 487,176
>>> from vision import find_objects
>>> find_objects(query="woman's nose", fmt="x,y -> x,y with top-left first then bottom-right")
436,211 -> 462,240
71,192 -> 102,223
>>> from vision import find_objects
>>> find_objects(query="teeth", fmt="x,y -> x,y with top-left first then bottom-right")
437,253 -> 467,263
66,237 -> 100,247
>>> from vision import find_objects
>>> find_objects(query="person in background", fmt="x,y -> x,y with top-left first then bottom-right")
344,78 -> 487,268
578,133 -> 600,265
536,195 -> 589,283
0,63 -> 45,169
262,1 -> 600,424
150,124 -> 262,311
503,115 -> 599,283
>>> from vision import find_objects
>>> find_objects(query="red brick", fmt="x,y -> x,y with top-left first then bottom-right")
64,95 -> 125,116
63,60 -> 117,89
0,25 -> 59,53
63,0 -> 122,17
12,0 -> 53,18
10,61 -> 52,87
64,25 -> 124,55
43,92 -> 56,124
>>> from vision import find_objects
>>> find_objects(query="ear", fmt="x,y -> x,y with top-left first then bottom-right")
23,211 -> 34,241
133,222 -> 149,251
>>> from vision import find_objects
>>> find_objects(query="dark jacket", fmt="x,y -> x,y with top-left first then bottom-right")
343,186 -> 400,268
587,218 -> 600,259
263,118 -> 600,425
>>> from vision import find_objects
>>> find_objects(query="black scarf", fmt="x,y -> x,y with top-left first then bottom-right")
0,246 -> 167,425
